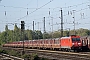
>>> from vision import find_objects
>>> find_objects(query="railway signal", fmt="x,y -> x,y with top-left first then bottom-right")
21,21 -> 25,30
21,21 -> 25,55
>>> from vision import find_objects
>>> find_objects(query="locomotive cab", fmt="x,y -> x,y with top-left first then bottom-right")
71,35 -> 82,50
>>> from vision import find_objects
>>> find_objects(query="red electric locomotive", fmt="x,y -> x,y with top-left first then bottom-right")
60,35 -> 82,51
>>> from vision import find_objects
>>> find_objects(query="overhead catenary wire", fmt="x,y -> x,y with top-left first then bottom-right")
16,0 -> 54,21
24,6 -> 90,26
55,1 -> 90,9
5,0 -> 88,24
0,0 -> 89,22
29,5 -> 89,22
1,6 -> 89,26
0,1 -> 89,9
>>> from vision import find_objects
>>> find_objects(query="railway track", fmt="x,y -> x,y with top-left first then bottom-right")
25,49 -> 90,60
1,47 -> 90,60
0,54 -> 13,60
79,51 -> 90,54
0,53 -> 24,60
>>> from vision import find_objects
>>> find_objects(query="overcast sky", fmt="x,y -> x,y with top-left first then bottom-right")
0,0 -> 90,32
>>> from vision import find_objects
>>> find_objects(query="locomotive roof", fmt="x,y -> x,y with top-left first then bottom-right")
61,36 -> 70,39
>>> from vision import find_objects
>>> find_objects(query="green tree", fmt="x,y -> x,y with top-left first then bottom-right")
25,29 -> 32,40
43,32 -> 50,39
32,30 -> 43,39
13,24 -> 21,41
5,25 -> 8,31
52,31 -> 61,38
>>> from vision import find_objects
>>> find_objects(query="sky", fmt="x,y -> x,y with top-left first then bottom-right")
0,0 -> 90,32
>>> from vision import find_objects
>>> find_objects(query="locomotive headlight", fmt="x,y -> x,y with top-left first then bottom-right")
78,43 -> 81,44
72,43 -> 74,45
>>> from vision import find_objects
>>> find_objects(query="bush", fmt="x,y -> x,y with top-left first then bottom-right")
0,49 -> 8,54
33,54 -> 40,60
21,54 -> 31,59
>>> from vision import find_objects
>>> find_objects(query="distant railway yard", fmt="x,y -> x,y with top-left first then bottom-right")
1,47 -> 90,60
0,0 -> 90,60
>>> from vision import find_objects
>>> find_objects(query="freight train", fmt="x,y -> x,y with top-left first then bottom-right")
3,35 -> 83,52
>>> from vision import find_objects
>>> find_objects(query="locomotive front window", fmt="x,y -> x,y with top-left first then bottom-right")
72,38 -> 80,41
